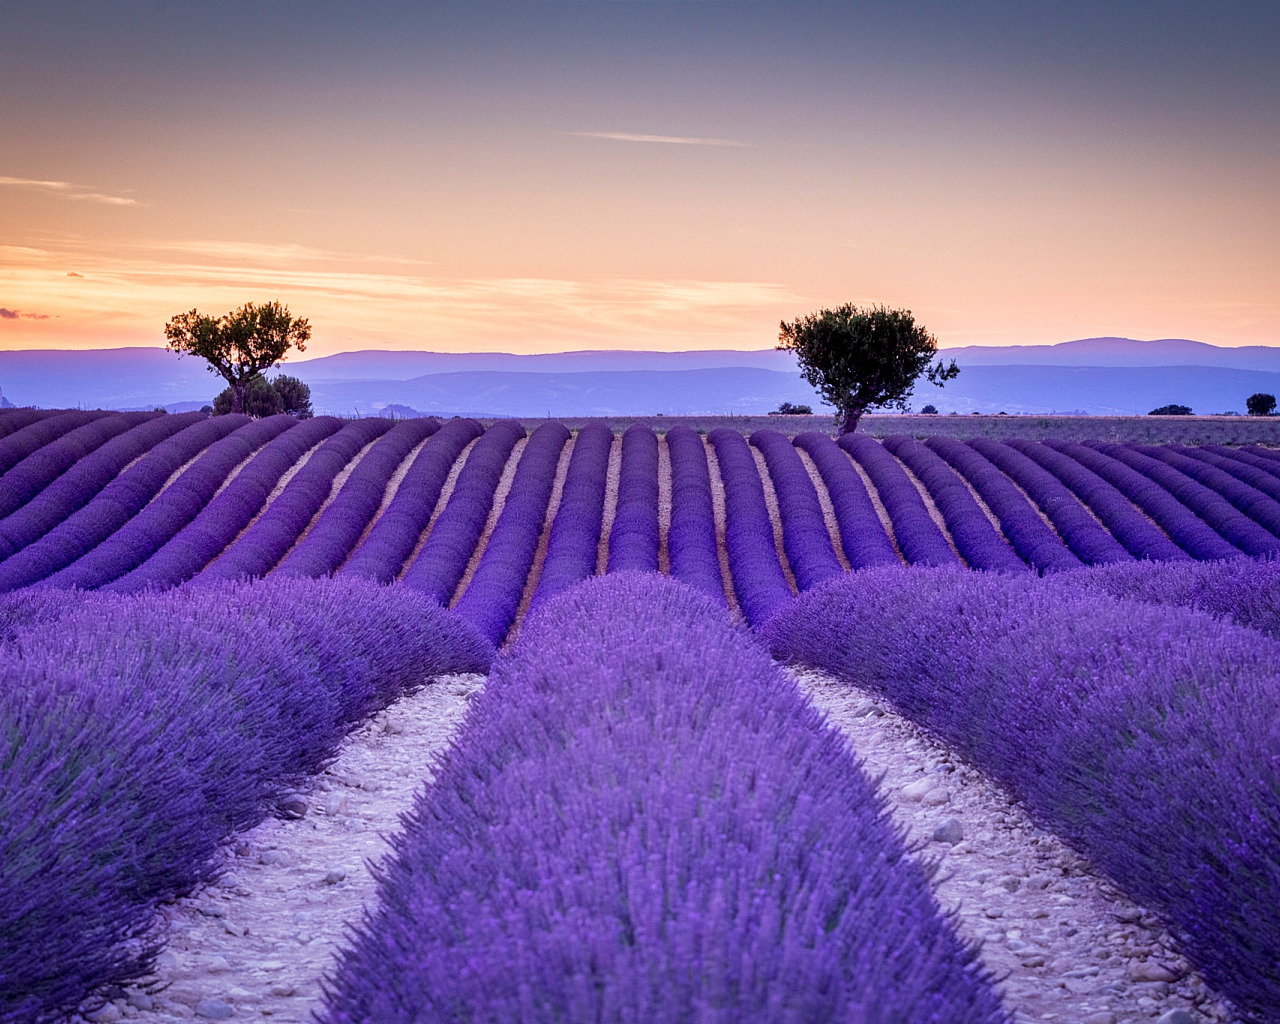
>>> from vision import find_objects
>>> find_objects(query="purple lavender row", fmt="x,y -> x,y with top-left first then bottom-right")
0,577 -> 491,1024
1043,440 -> 1241,561
0,411 -> 159,519
1120,443 -> 1280,546
883,436 -> 1027,572
762,568 -> 1280,1023
1054,556 -> 1280,641
273,418 -> 441,578
529,423 -> 614,609
925,437 -> 1082,573
838,433 -> 959,567
104,416 -> 344,593
1239,444 -> 1280,470
606,424 -> 659,573
321,573 -> 1008,1024
792,432 -> 900,568
0,407 -> 59,440
664,425 -> 727,604
1192,443 -> 1280,494
398,419 -> 526,600
339,418 -> 485,583
0,412 -> 202,562
749,428 -> 843,590
453,421 -> 570,645
36,416 -> 289,591
199,418 -> 395,582
1003,440 -> 1187,562
0,415 -> 249,591
0,408 -> 109,477
708,428 -> 793,625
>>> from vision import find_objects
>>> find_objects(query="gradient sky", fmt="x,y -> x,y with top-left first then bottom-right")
1,1 -> 1277,356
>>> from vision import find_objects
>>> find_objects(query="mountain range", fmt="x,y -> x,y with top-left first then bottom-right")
1,337 -> 1277,417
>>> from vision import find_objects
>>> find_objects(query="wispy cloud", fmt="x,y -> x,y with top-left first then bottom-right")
141,239 -> 433,267
0,307 -> 53,320
0,176 -> 138,206
570,131 -> 747,147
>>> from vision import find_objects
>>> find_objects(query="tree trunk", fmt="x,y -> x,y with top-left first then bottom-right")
231,382 -> 246,415
839,405 -> 863,435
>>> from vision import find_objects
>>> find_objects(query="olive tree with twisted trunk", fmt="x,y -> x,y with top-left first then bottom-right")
165,301 -> 310,415
778,304 -> 958,435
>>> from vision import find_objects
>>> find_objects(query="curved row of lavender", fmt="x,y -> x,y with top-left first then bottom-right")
529,421 -> 613,609
923,437 -> 1083,573
882,436 -> 1027,572
0,407 -> 61,441
749,428 -> 844,590
0,411 -> 204,562
0,410 -> 159,519
104,415 -> 346,593
452,421 -> 571,644
1147,443 -> 1280,535
707,428 -> 793,624
400,419 -> 525,601
198,416 -> 398,582
320,573 -> 1009,1024
1003,439 -> 1189,561
0,409 -> 110,476
838,432 -> 959,566
792,432 -> 900,568
274,417 -> 443,578
664,424 -> 727,604
606,424 -> 660,572
338,417 -> 484,583
33,415 -> 294,591
0,577 -> 492,1024
761,567 -> 1280,1024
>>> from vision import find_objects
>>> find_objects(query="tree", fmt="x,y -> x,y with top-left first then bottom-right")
1247,393 -> 1276,417
1149,404 -> 1193,416
213,375 -> 284,417
920,404 -> 938,415
165,301 -> 310,414
769,401 -> 813,415
777,304 -> 958,434
272,375 -> 313,418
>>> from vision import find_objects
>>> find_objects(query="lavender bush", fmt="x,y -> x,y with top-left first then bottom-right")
0,411 -> 160,519
400,420 -> 526,600
606,424 -> 659,573
882,436 -> 1026,572
1138,445 -> 1280,537
0,409 -> 108,476
838,433 -> 959,566
0,576 -> 491,1024
339,417 -> 483,583
0,408 -> 59,440
0,412 -> 205,562
708,428 -> 793,625
105,416 -> 344,593
199,417 -> 393,581
321,572 -> 1008,1024
792,432 -> 900,568
274,417 -> 440,577
35,415 -> 292,591
453,421 -> 570,644
1003,440 -> 1188,561
529,423 -> 613,608
966,438 -> 1132,565
749,428 -> 843,589
1043,440 -> 1241,560
925,437 -> 1081,573
1182,444 -> 1280,505
1085,442 -> 1280,556
664,425 -> 727,604
762,568 -> 1280,1023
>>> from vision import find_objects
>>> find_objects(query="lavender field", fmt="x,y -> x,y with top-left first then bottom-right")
1,407 -> 1278,1023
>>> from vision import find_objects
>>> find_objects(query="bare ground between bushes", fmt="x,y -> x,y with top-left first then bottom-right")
82,668 -> 1243,1024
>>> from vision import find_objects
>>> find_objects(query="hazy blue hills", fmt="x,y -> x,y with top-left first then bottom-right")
1,338 -> 1278,416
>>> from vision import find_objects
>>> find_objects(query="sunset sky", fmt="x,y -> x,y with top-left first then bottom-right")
1,1 -> 1276,356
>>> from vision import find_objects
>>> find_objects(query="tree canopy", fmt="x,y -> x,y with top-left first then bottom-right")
165,301 -> 310,415
777,304 -> 957,434
1149,404 -> 1193,416
1247,392 -> 1276,417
